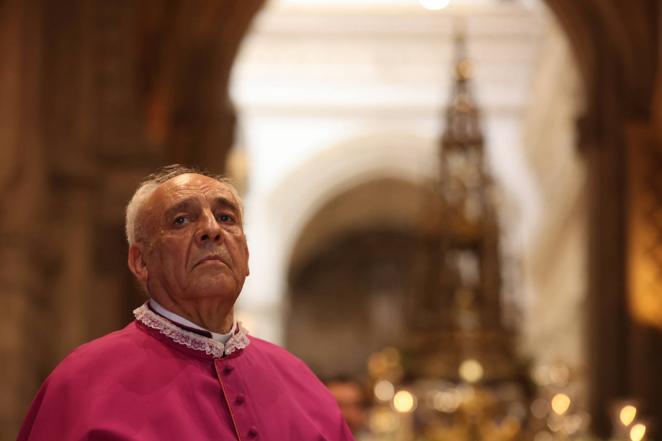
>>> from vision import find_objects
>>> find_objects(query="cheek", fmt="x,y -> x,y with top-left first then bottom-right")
231,243 -> 250,270
154,238 -> 189,271
230,234 -> 249,255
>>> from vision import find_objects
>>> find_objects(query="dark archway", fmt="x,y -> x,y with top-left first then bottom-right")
285,177 -> 436,377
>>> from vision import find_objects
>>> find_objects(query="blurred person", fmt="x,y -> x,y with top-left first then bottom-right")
18,165 -> 353,441
325,376 -> 374,440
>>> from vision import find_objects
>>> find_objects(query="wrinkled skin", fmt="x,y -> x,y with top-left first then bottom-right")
128,173 -> 249,333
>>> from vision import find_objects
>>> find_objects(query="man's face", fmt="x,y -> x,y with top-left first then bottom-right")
133,174 -> 249,306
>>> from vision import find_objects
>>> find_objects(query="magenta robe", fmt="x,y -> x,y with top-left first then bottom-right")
18,318 -> 354,440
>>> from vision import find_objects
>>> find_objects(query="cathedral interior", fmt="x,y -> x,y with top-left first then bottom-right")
2,0 -> 662,440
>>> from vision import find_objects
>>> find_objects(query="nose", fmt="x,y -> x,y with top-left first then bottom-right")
195,210 -> 222,246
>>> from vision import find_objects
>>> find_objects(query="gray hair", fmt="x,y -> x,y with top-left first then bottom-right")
125,164 -> 243,246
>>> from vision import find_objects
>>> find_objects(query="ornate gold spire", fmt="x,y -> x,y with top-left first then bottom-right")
409,18 -> 517,382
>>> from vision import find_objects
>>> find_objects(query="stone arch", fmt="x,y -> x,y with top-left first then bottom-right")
238,133 -> 436,341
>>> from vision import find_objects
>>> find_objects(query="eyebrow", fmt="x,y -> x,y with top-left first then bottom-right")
164,198 -> 198,220
163,196 -> 241,220
213,196 -> 242,219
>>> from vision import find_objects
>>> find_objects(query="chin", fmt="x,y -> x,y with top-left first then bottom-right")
188,281 -> 240,301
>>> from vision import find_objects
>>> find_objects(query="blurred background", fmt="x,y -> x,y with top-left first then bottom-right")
1,0 -> 661,440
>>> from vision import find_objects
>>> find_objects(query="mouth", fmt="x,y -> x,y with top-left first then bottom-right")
195,255 -> 228,268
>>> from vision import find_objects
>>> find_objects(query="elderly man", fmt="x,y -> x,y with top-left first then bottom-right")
19,165 -> 354,441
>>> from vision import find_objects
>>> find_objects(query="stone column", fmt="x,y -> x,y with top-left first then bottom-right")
626,121 -> 662,436
0,0 -> 47,437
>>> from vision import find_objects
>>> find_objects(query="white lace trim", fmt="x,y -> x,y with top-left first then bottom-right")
133,303 -> 250,358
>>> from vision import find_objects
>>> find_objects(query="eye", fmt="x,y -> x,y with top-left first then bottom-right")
216,213 -> 235,224
173,215 -> 188,226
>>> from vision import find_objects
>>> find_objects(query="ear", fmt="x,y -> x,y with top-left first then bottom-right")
128,244 -> 149,285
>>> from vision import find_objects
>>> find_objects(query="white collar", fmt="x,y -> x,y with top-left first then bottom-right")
134,302 -> 250,358
148,299 -> 236,344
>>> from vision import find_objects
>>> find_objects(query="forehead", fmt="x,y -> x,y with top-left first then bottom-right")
150,173 -> 239,209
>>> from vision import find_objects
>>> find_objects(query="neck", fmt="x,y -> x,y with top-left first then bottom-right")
149,294 -> 235,334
